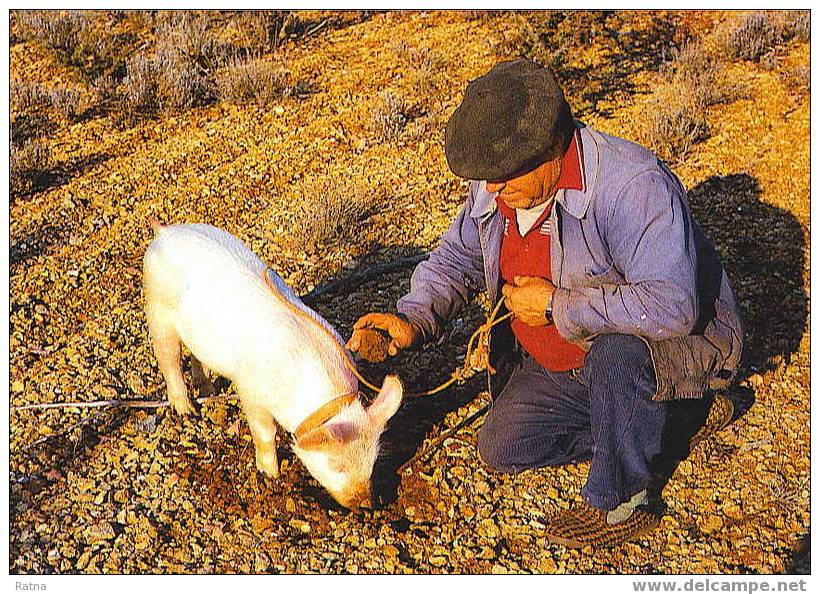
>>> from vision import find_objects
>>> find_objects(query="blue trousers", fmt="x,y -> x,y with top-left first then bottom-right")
477,334 -> 666,511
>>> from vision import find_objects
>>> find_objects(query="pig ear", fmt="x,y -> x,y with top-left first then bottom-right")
297,421 -> 359,451
367,375 -> 403,426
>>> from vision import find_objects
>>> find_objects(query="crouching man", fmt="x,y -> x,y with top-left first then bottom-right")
348,60 -> 743,548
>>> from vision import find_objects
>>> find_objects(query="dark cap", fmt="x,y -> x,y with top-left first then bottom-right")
444,59 -> 574,181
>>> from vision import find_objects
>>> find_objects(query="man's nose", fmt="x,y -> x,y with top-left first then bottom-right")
486,181 -> 505,193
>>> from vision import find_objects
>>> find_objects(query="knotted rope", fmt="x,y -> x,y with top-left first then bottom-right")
346,298 -> 512,399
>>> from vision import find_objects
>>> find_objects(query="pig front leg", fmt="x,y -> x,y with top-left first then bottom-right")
245,406 -> 280,479
147,315 -> 196,416
190,356 -> 216,398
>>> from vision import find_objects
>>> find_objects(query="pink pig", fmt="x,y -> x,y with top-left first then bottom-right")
143,222 -> 402,508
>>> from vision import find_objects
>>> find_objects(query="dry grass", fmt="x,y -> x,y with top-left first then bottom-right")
718,11 -> 783,63
10,82 -> 51,146
394,41 -> 444,97
236,10 -> 296,52
213,55 -> 291,106
10,81 -> 49,114
10,140 -> 51,197
13,10 -> 126,80
644,41 -> 740,163
370,91 -> 409,143
780,10 -> 810,42
49,86 -> 85,121
292,180 -> 376,251
644,92 -> 709,163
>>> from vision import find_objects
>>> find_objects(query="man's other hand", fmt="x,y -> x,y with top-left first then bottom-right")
347,313 -> 422,362
502,275 -> 555,327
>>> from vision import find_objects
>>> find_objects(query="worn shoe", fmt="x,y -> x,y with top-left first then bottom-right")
543,501 -> 660,549
689,393 -> 734,450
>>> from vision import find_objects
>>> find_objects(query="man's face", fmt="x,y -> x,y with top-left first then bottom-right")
486,153 -> 563,210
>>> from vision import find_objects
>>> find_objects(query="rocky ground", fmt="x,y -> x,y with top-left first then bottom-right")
9,11 -> 810,573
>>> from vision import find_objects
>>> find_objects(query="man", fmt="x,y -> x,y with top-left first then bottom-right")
347,60 -> 743,548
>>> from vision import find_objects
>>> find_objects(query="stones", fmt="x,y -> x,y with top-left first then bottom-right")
8,9 -> 811,577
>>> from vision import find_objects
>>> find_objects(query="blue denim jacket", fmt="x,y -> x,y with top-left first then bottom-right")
398,125 -> 743,400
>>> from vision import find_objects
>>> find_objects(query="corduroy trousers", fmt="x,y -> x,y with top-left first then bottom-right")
477,334 -> 668,511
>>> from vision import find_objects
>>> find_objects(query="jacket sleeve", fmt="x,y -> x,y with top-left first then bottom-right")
397,183 -> 487,341
552,169 -> 698,342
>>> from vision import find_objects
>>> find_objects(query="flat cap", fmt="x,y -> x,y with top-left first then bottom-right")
445,59 -> 573,181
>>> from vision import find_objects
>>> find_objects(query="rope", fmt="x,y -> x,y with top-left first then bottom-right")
345,298 -> 512,399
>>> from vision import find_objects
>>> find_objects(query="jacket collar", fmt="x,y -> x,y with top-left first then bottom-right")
470,124 -> 600,221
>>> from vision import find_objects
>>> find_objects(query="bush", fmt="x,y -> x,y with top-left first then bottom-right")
644,41 -> 741,163
214,54 -> 291,106
645,92 -> 709,163
156,13 -> 221,70
394,41 -> 444,96
780,10 -> 810,42
370,91 -> 408,142
10,82 -> 51,145
235,10 -> 296,52
49,86 -> 85,121
292,180 -> 376,250
782,65 -> 810,97
10,140 -> 51,196
500,11 -> 619,73
121,45 -> 211,117
14,10 -> 121,79
121,53 -> 159,116
661,41 -> 739,107
10,81 -> 49,114
719,12 -> 783,62
156,47 -> 211,111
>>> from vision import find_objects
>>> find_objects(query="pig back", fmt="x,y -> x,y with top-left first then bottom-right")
146,224 -> 356,416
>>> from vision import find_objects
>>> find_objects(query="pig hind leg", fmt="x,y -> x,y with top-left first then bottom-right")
245,405 -> 280,479
147,311 -> 196,416
190,356 -> 216,398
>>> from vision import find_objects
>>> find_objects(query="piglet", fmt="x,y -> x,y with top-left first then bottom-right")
143,222 -> 402,508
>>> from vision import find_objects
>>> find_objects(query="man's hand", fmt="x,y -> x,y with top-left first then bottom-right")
502,275 -> 555,327
347,313 -> 422,362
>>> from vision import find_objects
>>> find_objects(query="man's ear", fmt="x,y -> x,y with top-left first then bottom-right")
367,375 -> 403,426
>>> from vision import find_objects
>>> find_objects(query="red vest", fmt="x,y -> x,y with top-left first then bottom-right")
497,131 -> 587,372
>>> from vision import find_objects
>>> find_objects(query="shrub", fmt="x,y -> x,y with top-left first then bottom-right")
121,53 -> 159,116
155,47 -> 210,111
644,40 -> 742,163
394,41 -> 443,96
661,41 -> 739,107
10,140 -> 51,196
121,45 -> 212,117
292,180 -> 376,250
10,81 -> 49,114
719,12 -> 783,62
49,86 -> 85,121
782,65 -> 810,97
15,10 -> 120,79
500,11 -> 618,73
370,91 -> 408,142
10,82 -> 51,145
779,10 -> 810,42
156,13 -> 220,70
214,54 -> 291,106
236,10 -> 295,52
645,92 -> 709,163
